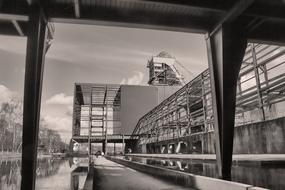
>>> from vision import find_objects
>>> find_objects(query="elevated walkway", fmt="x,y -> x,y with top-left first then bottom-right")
72,135 -> 138,143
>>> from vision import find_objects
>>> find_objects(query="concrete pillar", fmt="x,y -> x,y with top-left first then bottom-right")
168,144 -> 175,154
175,142 -> 181,154
21,3 -> 48,190
206,22 -> 247,180
160,145 -> 164,154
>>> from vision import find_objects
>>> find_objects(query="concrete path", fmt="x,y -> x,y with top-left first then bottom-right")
92,157 -> 195,190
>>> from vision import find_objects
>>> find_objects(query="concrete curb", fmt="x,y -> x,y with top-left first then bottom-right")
127,154 -> 285,166
107,156 -> 269,190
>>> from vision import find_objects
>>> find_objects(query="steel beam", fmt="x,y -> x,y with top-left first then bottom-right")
74,0 -> 80,18
0,14 -> 29,21
201,75 -> 208,131
11,20 -> 24,36
248,20 -> 285,46
21,3 -> 47,190
210,0 -> 255,37
104,89 -> 108,154
122,134 -> 125,155
251,43 -> 265,120
88,90 -> 92,156
206,22 -> 247,180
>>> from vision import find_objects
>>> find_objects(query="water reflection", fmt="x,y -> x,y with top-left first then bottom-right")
70,166 -> 88,190
0,159 -> 21,190
0,157 -> 90,190
36,158 -> 65,178
125,156 -> 285,190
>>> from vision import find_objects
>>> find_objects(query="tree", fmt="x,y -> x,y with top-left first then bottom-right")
0,99 -> 23,152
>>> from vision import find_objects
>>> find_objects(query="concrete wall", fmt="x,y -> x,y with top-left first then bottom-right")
203,117 -> 285,154
233,117 -> 285,154
120,85 -> 158,135
142,117 -> 285,154
156,86 -> 181,103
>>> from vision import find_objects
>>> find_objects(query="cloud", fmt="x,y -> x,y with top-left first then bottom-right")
0,85 -> 17,104
45,93 -> 73,105
65,105 -> 73,116
43,115 -> 72,141
43,93 -> 74,140
120,71 -> 144,85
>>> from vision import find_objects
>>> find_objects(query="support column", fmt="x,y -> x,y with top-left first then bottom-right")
122,134 -> 125,155
21,3 -> 47,190
201,74 -> 208,132
104,103 -> 108,154
114,143 -> 116,155
102,142 -> 106,154
88,90 -> 92,156
206,22 -> 247,180
251,44 -> 266,120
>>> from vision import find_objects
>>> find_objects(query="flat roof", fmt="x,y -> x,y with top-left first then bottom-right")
75,83 -> 121,106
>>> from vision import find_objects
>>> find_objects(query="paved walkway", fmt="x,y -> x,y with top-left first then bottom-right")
93,157 -> 194,190
128,154 -> 285,161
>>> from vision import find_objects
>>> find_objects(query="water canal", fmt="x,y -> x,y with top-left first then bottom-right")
0,157 -> 88,190
1,156 -> 284,190
124,156 -> 285,190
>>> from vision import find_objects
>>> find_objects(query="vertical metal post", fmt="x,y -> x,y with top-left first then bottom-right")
185,85 -> 191,135
122,134 -> 125,155
251,44 -> 266,120
102,107 -> 104,135
104,99 -> 108,154
72,85 -> 76,137
201,74 -> 208,132
21,3 -> 47,190
88,90 -> 92,156
206,22 -> 247,180
262,64 -> 270,107
175,95 -> 179,138
114,142 -> 116,155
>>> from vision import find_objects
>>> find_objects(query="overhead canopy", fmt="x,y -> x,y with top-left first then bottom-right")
0,0 -> 285,43
75,83 -> 121,106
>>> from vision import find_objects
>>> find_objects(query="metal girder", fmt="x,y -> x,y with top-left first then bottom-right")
0,13 -> 28,21
206,22 -> 247,180
21,2 -> 47,190
74,0 -> 80,18
251,44 -> 265,120
210,0 -> 255,37
11,20 -> 24,36
103,85 -> 107,105
0,0 -> 285,40
248,19 -> 285,45
26,0 -> 32,5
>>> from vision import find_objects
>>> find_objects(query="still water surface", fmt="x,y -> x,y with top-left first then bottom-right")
0,157 -> 88,190
125,156 -> 285,190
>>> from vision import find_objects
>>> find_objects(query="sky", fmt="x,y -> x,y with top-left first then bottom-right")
0,23 -> 208,141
